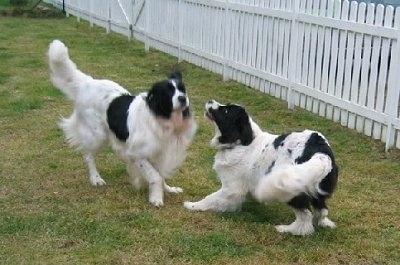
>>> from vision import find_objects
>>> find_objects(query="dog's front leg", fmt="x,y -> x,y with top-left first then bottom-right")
134,159 -> 164,207
163,181 -> 183,193
184,189 -> 244,212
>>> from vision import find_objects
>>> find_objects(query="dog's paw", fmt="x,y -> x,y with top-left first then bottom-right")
89,175 -> 106,186
317,217 -> 336,228
275,223 -> 314,236
183,201 -> 198,211
149,198 -> 164,207
164,185 -> 183,193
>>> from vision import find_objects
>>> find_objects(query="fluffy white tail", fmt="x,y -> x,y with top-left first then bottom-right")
48,40 -> 87,101
255,153 -> 332,203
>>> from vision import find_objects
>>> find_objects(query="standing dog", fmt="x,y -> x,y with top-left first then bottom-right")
48,40 -> 197,206
184,100 -> 338,236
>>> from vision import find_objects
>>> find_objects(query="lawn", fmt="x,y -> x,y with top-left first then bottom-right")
0,10 -> 399,265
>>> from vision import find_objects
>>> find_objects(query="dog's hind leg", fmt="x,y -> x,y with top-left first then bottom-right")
85,153 -> 106,186
134,159 -> 164,207
126,163 -> 147,189
312,197 -> 336,228
275,208 -> 314,236
312,162 -> 338,228
59,112 -> 106,186
275,193 -> 314,236
184,189 -> 244,212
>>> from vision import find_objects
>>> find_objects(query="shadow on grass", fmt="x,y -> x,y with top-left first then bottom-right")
218,199 -> 292,225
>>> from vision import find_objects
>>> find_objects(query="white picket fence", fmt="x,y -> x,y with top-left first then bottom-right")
44,0 -> 400,151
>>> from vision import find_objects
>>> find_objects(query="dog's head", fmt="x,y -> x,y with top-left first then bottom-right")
146,71 -> 190,119
205,99 -> 254,148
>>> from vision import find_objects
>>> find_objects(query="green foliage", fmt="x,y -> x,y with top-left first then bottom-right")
10,0 -> 27,6
0,13 -> 399,265
0,0 -> 10,6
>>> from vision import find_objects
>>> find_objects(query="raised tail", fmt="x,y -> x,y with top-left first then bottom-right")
48,40 -> 87,101
255,153 -> 332,203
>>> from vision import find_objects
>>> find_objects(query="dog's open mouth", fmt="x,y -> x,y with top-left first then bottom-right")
205,111 -> 214,121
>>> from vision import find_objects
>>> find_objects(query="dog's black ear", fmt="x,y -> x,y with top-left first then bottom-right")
146,82 -> 173,119
239,124 -> 253,146
168,71 -> 182,81
236,109 -> 253,146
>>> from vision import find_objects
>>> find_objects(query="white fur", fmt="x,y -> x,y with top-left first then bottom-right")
48,40 -> 197,206
184,100 -> 335,235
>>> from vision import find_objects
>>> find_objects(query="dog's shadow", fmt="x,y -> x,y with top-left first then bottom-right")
218,199 -> 292,225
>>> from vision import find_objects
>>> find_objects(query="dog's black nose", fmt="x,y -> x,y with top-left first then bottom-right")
207,100 -> 214,105
178,96 -> 187,106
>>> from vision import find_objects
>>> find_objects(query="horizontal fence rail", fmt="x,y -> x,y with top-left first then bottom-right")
44,0 -> 400,151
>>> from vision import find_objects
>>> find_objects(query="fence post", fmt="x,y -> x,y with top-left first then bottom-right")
89,0 -> 93,27
106,0 -> 111,33
144,0 -> 150,52
384,10 -> 400,151
129,0 -> 135,40
178,0 -> 183,62
64,0 -> 69,17
222,0 -> 230,81
287,0 -> 300,109
76,0 -> 81,22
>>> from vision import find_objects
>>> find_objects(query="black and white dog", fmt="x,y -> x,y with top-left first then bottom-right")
48,40 -> 197,206
184,100 -> 338,236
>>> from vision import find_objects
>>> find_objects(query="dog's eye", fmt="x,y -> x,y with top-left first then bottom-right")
168,85 -> 175,92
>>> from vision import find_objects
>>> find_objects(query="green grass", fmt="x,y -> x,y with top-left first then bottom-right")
0,0 -> 9,6
1,12 -> 400,265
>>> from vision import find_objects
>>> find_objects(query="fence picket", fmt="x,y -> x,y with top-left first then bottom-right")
341,1 -> 356,127
350,3 -> 366,131
325,0 -> 338,120
378,7 -> 394,142
374,5 -> 392,140
392,9 -> 400,149
358,4 -> 374,135
340,0 -> 354,126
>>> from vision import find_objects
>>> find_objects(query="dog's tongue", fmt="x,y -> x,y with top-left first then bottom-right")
171,110 -> 183,128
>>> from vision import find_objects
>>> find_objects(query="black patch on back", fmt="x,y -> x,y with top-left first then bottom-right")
295,133 -> 334,164
107,94 -> 135,141
295,132 -> 339,196
273,133 -> 289,149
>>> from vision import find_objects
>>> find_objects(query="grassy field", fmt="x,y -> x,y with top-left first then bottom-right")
0,11 -> 399,265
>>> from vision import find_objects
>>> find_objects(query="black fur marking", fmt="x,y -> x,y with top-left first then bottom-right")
168,71 -> 182,81
295,132 -> 338,196
168,71 -> 186,93
311,195 -> 328,210
210,104 -> 254,146
287,193 -> 311,210
295,133 -> 334,164
287,149 -> 292,155
146,73 -> 187,119
265,160 -> 275,175
273,133 -> 289,149
319,163 -> 339,195
183,107 -> 191,118
107,94 -> 135,141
